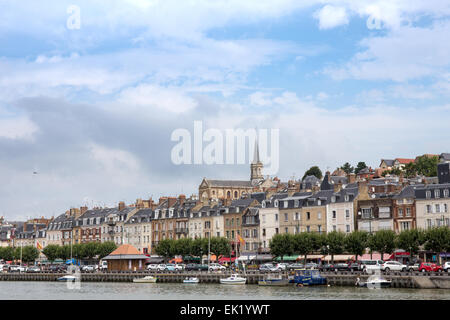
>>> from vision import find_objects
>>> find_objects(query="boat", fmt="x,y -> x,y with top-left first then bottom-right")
57,275 -> 77,282
290,269 -> 327,286
133,275 -> 157,283
258,274 -> 289,286
183,277 -> 199,284
220,273 -> 246,285
356,276 -> 391,288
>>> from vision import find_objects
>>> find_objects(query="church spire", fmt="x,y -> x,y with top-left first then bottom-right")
251,135 -> 263,182
252,135 -> 261,164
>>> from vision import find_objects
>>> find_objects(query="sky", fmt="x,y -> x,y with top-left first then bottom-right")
0,0 -> 450,219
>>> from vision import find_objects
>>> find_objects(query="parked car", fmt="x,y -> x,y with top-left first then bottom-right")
81,265 -> 97,272
418,262 -> 443,272
288,263 -> 304,270
443,262 -> 450,272
360,260 -> 384,273
319,263 -> 334,271
333,263 -> 351,271
185,263 -> 209,271
99,260 -> 108,271
9,265 -> 27,273
259,263 -> 278,272
381,261 -> 408,272
348,262 -> 361,271
209,263 -> 226,272
146,264 -> 158,271
166,263 -> 183,272
156,264 -> 167,272
406,262 -> 420,272
275,263 -> 289,271
27,266 -> 41,273
305,263 -> 319,269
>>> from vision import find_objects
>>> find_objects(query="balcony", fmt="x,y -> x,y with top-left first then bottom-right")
175,228 -> 189,234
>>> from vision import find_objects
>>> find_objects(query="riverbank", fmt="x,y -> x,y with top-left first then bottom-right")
1,271 -> 450,289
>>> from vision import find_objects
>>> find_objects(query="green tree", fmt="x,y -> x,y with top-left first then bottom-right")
326,231 -> 346,264
97,241 -> 117,260
302,166 -> 323,180
424,227 -> 450,264
396,229 -> 425,261
209,237 -> 231,257
155,239 -> 176,262
345,231 -> 369,261
404,162 -> 417,178
190,238 -> 207,257
269,234 -> 294,260
293,232 -> 314,265
354,162 -> 368,174
368,230 -> 396,261
174,238 -> 193,257
84,242 -> 100,260
340,162 -> 354,174
71,243 -> 85,261
415,155 -> 439,177
42,244 -> 60,263
2,247 -> 15,261
22,246 -> 40,264
57,245 -> 71,261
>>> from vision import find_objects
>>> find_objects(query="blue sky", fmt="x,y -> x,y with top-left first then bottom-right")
0,0 -> 449,218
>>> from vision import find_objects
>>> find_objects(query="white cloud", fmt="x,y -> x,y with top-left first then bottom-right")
314,5 -> 349,29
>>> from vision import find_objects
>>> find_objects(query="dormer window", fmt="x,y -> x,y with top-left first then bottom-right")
318,200 -> 321,206
294,200 -> 299,207
345,195 -> 349,202
262,201 -> 266,208
274,200 -> 279,208
435,189 -> 440,198
444,189 -> 449,198
426,191 -> 431,199
331,196 -> 336,203
284,201 -> 288,208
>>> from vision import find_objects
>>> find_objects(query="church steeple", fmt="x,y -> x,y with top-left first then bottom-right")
251,136 -> 263,182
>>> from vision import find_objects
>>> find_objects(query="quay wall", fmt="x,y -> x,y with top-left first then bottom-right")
0,271 -> 449,289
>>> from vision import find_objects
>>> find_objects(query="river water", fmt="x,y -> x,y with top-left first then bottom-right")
0,282 -> 449,300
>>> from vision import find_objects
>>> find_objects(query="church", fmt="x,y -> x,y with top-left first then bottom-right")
198,138 -> 275,204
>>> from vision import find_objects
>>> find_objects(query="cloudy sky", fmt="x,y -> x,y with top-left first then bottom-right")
1,0 -> 450,219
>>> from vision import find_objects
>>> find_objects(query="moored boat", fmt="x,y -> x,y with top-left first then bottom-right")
356,276 -> 391,288
258,274 -> 289,286
57,275 -> 77,282
291,269 -> 327,286
133,275 -> 157,283
183,277 -> 199,284
220,273 -> 246,285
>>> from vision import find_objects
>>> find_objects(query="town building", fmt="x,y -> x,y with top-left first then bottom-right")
392,185 -> 419,232
259,193 -> 287,251
415,184 -> 450,229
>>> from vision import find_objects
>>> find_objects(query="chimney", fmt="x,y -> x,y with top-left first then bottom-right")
348,173 -> 356,184
80,206 -> 88,215
118,201 -> 126,211
357,180 -> 369,199
168,197 -> 177,208
178,194 -> 186,205
333,183 -> 343,193
159,197 -> 168,206
135,199 -> 144,209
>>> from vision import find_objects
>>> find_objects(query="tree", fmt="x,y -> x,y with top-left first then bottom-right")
84,242 -> 100,260
97,241 -> 117,260
22,246 -> 39,264
396,229 -> 425,261
302,166 -> 322,180
42,245 -> 60,263
355,162 -> 368,174
368,230 -> 396,261
340,162 -> 354,174
345,231 -> 369,261
190,238 -> 207,257
404,162 -> 417,178
209,237 -> 231,257
174,238 -> 193,257
2,247 -> 15,261
293,233 -> 314,264
155,239 -> 176,262
424,227 -> 450,264
269,234 -> 294,260
57,245 -> 71,261
415,155 -> 439,177
326,231 -> 346,264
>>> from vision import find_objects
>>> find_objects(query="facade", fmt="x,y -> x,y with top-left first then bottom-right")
241,207 -> 260,253
393,185 -> 419,233
278,193 -> 311,235
326,187 -> 359,234
300,190 -> 333,234
259,193 -> 287,251
415,184 -> 450,229
102,244 -> 148,271
124,209 -> 153,254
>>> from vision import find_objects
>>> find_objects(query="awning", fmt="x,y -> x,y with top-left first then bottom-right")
183,255 -> 200,261
440,253 -> 450,258
237,254 -> 256,261
306,255 -> 323,259
357,253 -> 391,261
323,254 -> 355,262
169,257 -> 183,263
218,257 -> 236,263
254,254 -> 273,261
274,255 -> 299,261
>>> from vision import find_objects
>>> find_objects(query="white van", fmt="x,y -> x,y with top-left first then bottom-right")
360,260 -> 384,273
99,260 -> 108,271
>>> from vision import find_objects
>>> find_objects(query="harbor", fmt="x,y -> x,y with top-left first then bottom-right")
1,271 -> 449,289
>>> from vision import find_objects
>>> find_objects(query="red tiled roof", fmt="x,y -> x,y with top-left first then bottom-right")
395,158 -> 415,164
109,244 -> 142,256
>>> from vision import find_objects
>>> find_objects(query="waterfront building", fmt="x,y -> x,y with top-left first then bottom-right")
300,189 -> 333,234
102,244 -> 148,271
124,208 -> 153,254
241,207 -> 260,253
326,186 -> 359,234
356,182 -> 394,233
100,203 -> 139,246
415,183 -> 450,229
46,208 -> 82,246
259,193 -> 287,251
278,192 -> 312,235
188,204 -> 204,240
392,185 -> 420,232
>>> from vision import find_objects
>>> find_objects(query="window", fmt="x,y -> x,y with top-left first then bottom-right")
332,211 -> 336,219
285,227 -> 288,234
445,204 -> 448,213
318,225 -> 322,233
345,195 -> 349,202
317,212 -> 321,219
346,225 -> 350,233
274,200 -> 279,208
284,213 -> 288,222
318,200 -> 322,206
234,191 -> 238,198
306,212 -> 311,220
333,225 -> 336,232
284,201 -> 288,208
426,205 -> 432,214
331,196 -> 336,203
398,208 -> 403,217
295,212 -> 299,221
262,229 -> 266,237
295,200 -> 299,207
435,189 -> 440,198
345,209 -> 350,219
436,204 -> 441,213
444,189 -> 449,198
262,214 -> 266,223
362,208 -> 372,219
275,228 -> 279,234
295,226 -> 300,234
426,191 -> 431,199
406,207 -> 411,216
275,214 -> 278,221
306,226 -> 310,232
